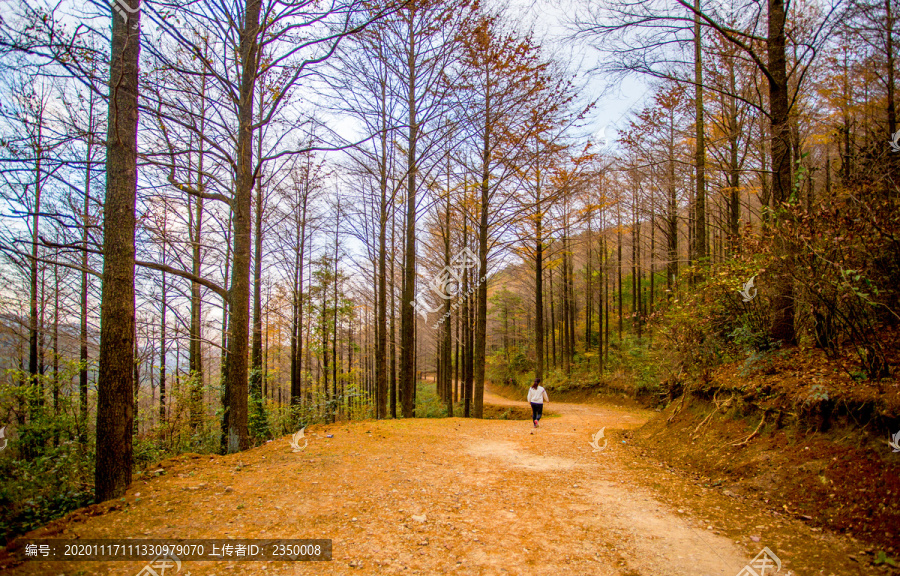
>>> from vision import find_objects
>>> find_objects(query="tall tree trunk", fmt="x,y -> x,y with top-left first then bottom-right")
133,325 -> 140,436
502,301 -> 509,362
632,197 -> 641,338
399,8 -> 418,419
667,115 -> 678,294
454,302 -> 460,403
159,268 -> 167,429
474,142 -> 489,419
321,277 -> 329,407
250,157 -> 264,419
290,235 -> 300,410
549,259 -> 556,369
585,215 -> 593,351
375,90 -> 389,419
767,0 -> 795,344
725,52 -> 741,248
465,269 -> 474,416
693,0 -> 707,262
95,1 -> 140,501
567,239 -> 576,359
390,212 -> 397,418
29,108 -> 44,419
759,110 -> 771,226
189,62 -> 208,430
189,193 -> 204,429
347,316 -> 353,408
442,185 -> 453,416
888,0 -> 897,137
649,192 -> 655,312
52,256 -> 60,444
219,211 -> 231,452
79,97 -> 94,444
598,229 -> 606,372
728,134 -> 740,242
462,220 -> 471,417
223,0 -> 262,453
617,201 -> 623,341
263,291 -> 269,403
333,215 -> 340,422
291,182 -> 308,410
534,202 -> 544,380
249,77 -> 267,433
561,236 -> 571,375
604,233 -> 610,368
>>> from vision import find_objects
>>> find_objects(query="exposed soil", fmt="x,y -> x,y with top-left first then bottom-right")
636,390 -> 900,556
0,388 -> 876,576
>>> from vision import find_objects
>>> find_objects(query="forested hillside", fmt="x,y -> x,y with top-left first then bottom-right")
0,0 -> 898,562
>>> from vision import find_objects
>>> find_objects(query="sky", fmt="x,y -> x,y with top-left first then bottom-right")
499,0 -> 655,149
326,0 -> 656,153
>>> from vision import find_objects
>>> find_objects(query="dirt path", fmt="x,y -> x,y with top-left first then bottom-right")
5,389 -> 867,576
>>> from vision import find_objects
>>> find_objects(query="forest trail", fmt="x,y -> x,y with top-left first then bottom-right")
7,389 -> 866,576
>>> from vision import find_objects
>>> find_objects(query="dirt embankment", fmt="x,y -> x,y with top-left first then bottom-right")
635,386 -> 900,556
489,343 -> 900,559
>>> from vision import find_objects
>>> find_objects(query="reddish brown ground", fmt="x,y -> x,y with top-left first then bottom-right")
0,388 -> 877,576
637,390 -> 900,558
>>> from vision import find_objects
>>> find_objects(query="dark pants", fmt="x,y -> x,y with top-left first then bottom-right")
530,402 -> 543,422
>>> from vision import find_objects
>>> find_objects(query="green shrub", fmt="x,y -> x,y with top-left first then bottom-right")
0,440 -> 94,543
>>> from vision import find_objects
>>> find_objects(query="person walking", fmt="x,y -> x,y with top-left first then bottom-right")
527,378 -> 549,428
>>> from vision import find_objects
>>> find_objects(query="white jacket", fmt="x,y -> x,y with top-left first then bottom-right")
527,386 -> 549,404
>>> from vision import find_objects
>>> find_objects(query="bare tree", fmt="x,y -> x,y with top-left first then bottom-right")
94,0 -> 141,502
